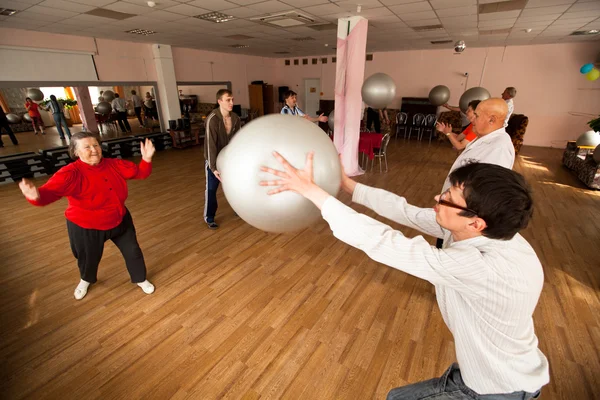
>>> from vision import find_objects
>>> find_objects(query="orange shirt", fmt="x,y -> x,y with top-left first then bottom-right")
26,102 -> 41,117
463,124 -> 476,142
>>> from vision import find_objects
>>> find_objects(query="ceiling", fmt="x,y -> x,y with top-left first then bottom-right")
1,0 -> 599,57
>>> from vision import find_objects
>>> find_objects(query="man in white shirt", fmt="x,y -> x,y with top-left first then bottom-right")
281,90 -> 328,123
130,90 -> 144,128
501,87 -> 516,127
260,157 -> 549,400
111,93 -> 132,134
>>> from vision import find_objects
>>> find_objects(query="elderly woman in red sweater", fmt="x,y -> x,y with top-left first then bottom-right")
19,131 -> 156,300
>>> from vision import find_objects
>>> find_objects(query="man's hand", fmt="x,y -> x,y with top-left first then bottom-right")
317,114 -> 328,123
213,170 -> 222,182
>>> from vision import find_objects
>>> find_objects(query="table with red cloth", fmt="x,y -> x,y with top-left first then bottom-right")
359,131 -> 384,160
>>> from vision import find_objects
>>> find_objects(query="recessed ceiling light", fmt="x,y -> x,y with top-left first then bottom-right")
195,12 -> 235,23
0,8 -> 18,16
230,44 -> 249,49
125,28 -> 157,35
588,29 -> 599,34
570,29 -> 600,36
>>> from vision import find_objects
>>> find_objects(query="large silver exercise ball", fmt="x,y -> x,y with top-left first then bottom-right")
428,85 -> 450,106
575,130 -> 600,147
216,114 -> 342,233
593,144 -> 600,163
6,113 -> 21,124
27,88 -> 44,101
96,101 -> 112,114
459,87 -> 490,113
23,113 -> 32,122
328,110 -> 334,130
361,73 -> 396,109
102,90 -> 115,102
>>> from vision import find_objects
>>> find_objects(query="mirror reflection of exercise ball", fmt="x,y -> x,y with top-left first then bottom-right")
428,85 -> 450,106
459,87 -> 490,113
23,113 -> 32,123
102,90 -> 115,102
575,130 -> 600,147
361,73 -> 396,109
97,101 -> 112,115
216,114 -> 342,234
27,88 -> 44,101
6,113 -> 21,124
328,110 -> 335,131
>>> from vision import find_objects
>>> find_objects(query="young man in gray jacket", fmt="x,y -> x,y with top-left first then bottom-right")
203,89 -> 241,229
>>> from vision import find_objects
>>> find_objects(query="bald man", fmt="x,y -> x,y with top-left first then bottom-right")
440,98 -> 515,193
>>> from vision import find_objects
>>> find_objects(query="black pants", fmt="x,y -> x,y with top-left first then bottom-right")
0,120 -> 18,146
366,113 -> 381,133
204,162 -> 220,223
66,210 -> 147,284
134,107 -> 143,126
116,111 -> 131,133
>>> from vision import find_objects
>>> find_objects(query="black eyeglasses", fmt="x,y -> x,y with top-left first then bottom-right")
438,190 -> 478,215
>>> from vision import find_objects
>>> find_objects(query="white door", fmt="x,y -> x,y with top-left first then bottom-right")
303,78 -> 320,120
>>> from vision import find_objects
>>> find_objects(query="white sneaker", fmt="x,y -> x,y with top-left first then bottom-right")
137,280 -> 155,294
74,279 -> 90,300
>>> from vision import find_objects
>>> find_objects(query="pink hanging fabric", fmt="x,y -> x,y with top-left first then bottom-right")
334,19 -> 368,177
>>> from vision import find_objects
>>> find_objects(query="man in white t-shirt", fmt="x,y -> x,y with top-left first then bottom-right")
501,87 -> 516,127
130,90 -> 144,128
281,90 -> 328,123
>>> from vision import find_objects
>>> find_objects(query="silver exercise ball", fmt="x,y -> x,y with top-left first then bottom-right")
216,114 -> 342,233
127,109 -> 135,116
96,101 -> 112,115
361,73 -> 396,109
27,88 -> 44,102
593,144 -> 600,163
328,110 -> 335,131
6,113 -> 21,124
428,85 -> 450,106
459,87 -> 490,113
454,40 -> 466,53
102,90 -> 115,102
575,130 -> 600,147
23,113 -> 32,123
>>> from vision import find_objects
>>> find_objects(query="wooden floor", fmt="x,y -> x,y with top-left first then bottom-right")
0,139 -> 598,400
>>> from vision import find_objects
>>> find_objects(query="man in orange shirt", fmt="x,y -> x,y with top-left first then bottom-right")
437,100 -> 480,151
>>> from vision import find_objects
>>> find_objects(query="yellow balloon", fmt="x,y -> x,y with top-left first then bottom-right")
586,68 -> 600,81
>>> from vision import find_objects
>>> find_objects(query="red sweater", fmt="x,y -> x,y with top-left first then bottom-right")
28,158 -> 152,230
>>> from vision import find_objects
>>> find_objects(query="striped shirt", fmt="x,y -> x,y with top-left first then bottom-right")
320,184 -> 549,395
281,104 -> 305,116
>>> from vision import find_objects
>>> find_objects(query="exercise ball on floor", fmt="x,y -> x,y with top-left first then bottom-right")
428,85 -> 450,106
6,113 -> 21,124
27,88 -> 44,101
96,101 -> 112,115
328,110 -> 334,131
575,130 -> 600,147
127,109 -> 135,116
216,114 -> 342,233
361,73 -> 396,109
23,113 -> 32,123
459,87 -> 490,113
102,90 -> 115,102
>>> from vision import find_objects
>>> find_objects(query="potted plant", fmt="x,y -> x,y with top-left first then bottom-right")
41,97 -> 78,126
588,115 -> 600,133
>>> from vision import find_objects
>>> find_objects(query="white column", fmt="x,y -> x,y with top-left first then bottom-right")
152,44 -> 180,125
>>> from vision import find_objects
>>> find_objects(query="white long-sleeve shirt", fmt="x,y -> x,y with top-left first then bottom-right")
320,183 -> 549,395
442,127 -> 515,192
504,98 -> 514,127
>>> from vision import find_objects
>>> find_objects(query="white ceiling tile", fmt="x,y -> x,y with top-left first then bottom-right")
23,4 -> 78,17
228,0 -> 270,5
0,0 -> 33,9
145,10 -> 187,21
479,10 -> 521,20
397,10 -> 437,21
163,4 -> 210,16
3,0 -> 42,4
187,0 -> 238,10
435,6 -> 477,17
0,17 -> 52,28
224,6 -> 263,18
441,15 -> 477,26
356,7 -> 393,18
9,10 -> 64,21
280,0 -> 328,6
37,0 -> 94,12
478,0 -> 513,3
303,4 -> 341,16
520,5 -> 572,16
513,20 -> 552,28
581,21 -> 600,29
64,0 -> 114,5
405,18 -> 440,27
561,11 -> 600,19
554,16 -> 597,24
247,0 -> 293,13
104,2 -> 156,15
388,2 -> 432,14
516,14 -> 561,22
568,1 -> 600,12
370,15 -> 405,25
336,0 -> 382,10
525,0 -> 575,7
124,0 -> 181,9
430,0 -> 476,9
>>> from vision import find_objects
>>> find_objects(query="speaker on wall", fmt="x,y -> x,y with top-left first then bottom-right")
278,86 -> 289,103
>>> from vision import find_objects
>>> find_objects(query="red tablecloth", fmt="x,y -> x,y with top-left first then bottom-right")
359,132 -> 384,159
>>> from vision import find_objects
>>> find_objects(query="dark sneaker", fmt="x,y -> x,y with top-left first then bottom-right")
207,221 -> 219,229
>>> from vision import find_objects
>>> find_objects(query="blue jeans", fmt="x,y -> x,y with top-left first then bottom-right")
53,113 -> 71,139
204,162 -> 220,223
387,364 -> 541,400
